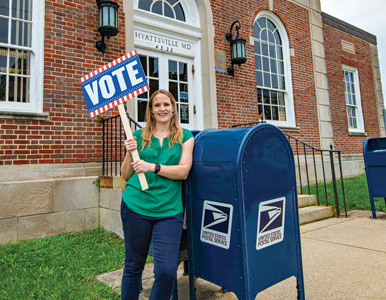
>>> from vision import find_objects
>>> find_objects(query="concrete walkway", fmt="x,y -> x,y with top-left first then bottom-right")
97,210 -> 386,299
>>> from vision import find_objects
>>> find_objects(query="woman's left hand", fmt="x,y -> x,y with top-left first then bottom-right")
130,160 -> 154,173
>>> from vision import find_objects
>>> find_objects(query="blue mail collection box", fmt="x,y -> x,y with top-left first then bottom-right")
186,124 -> 305,300
363,137 -> 386,219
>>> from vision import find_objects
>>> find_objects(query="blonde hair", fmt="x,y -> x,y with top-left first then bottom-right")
140,90 -> 183,152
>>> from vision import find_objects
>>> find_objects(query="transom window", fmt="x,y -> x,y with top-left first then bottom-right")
254,16 -> 286,122
0,0 -> 32,103
138,0 -> 185,22
343,66 -> 364,132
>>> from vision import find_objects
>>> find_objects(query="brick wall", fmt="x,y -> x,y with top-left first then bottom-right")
324,24 -> 379,154
1,0 -> 380,166
0,0 -> 126,166
212,0 -> 320,147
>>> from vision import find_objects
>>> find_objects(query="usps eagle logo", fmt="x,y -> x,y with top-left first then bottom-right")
200,201 -> 233,249
256,197 -> 286,250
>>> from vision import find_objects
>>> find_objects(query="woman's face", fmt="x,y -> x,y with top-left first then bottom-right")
150,93 -> 175,125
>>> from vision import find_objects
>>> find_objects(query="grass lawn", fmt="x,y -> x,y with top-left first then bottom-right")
302,173 -> 386,213
0,228 -> 124,300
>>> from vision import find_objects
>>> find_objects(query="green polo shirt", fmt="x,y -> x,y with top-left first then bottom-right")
122,128 -> 193,217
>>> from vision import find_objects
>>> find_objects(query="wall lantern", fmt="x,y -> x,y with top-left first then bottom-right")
225,21 -> 247,76
96,0 -> 120,53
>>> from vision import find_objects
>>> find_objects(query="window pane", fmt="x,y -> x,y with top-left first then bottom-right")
139,55 -> 147,76
138,100 -> 147,122
264,105 -> 271,120
256,71 -> 262,85
279,75 -> 285,90
8,75 -> 16,102
261,28 -> 268,42
138,0 -> 152,11
278,92 -> 284,106
9,50 -> 30,75
263,72 -> 270,88
255,55 -> 262,70
253,22 -> 261,37
12,0 -> 31,19
279,107 -> 286,121
267,19 -> 276,33
149,79 -> 159,96
0,47 -> 7,72
262,57 -> 269,72
274,30 -> 281,45
149,57 -> 158,77
269,44 -> 276,58
0,0 -> 9,16
180,104 -> 189,124
169,60 -> 177,80
11,20 -> 32,47
257,18 -> 266,32
164,3 -> 174,18
261,42 -> 269,56
272,106 -> 278,120
276,46 -> 283,60
179,62 -> 187,82
151,1 -> 163,16
174,3 -> 185,21
169,81 -> 178,101
257,88 -> 262,103
0,75 -> 5,100
278,61 -> 284,75
271,74 -> 278,89
180,83 -> 188,103
268,31 -> 275,43
0,17 -> 8,43
271,91 -> 278,105
9,49 -> 16,73
270,59 -> 277,73
258,104 -> 263,117
263,89 -> 270,104
254,40 -> 261,55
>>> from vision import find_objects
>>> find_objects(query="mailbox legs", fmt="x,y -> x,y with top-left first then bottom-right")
188,274 -> 197,300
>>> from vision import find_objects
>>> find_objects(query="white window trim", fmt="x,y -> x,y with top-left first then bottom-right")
0,0 -> 45,119
132,0 -> 203,130
254,10 -> 296,128
342,65 -> 365,133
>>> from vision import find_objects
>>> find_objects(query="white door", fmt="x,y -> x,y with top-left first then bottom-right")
136,49 -> 195,130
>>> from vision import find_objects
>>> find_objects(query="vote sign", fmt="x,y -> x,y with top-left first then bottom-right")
80,50 -> 149,118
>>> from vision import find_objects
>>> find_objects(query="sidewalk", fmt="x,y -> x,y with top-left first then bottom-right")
97,210 -> 386,299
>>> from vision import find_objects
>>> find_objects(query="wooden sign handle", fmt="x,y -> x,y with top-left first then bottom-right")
118,104 -> 149,190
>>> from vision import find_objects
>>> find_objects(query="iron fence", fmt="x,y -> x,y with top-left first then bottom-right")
101,117 -> 347,216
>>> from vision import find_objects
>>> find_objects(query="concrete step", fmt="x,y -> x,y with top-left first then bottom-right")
299,205 -> 335,225
298,194 -> 317,208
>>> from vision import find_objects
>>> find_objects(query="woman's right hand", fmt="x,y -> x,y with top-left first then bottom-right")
124,137 -> 137,152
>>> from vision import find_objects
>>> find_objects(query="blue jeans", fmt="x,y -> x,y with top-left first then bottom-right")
120,200 -> 183,300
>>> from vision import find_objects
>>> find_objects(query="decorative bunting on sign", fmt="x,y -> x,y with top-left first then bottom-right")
80,50 -> 149,118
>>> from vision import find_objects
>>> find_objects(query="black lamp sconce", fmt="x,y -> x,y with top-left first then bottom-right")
225,21 -> 247,76
96,0 -> 120,53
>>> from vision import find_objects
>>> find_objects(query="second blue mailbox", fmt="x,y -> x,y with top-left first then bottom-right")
186,124 -> 305,300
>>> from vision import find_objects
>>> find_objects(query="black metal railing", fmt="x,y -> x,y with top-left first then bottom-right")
232,121 -> 347,217
101,113 -> 142,177
101,117 -> 347,216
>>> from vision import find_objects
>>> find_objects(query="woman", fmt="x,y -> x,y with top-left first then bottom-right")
120,89 -> 194,300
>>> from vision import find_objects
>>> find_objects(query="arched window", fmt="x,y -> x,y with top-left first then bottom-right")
138,0 -> 185,22
253,12 -> 294,127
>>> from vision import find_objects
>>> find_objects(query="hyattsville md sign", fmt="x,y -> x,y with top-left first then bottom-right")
80,50 -> 149,190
